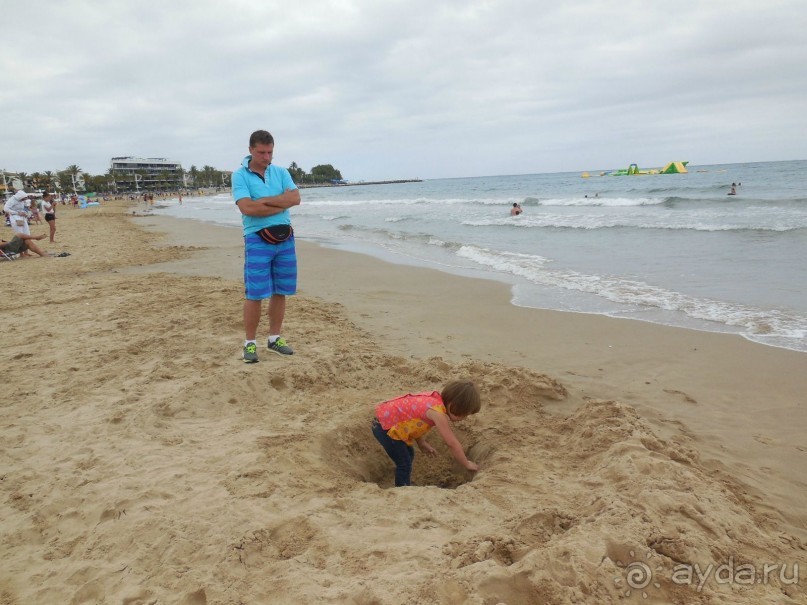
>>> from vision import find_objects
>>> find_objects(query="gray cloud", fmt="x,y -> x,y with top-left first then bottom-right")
1,0 -> 805,180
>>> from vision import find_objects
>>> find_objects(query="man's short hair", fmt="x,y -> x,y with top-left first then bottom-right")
249,130 -> 274,148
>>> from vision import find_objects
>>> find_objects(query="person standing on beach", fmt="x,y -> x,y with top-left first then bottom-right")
232,129 -> 301,363
29,197 -> 43,225
4,190 -> 33,236
43,192 -> 57,242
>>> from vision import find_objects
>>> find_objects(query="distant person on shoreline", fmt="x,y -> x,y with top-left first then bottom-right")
43,192 -> 57,242
371,380 -> 481,487
232,129 -> 301,363
728,183 -> 737,196
510,202 -> 523,216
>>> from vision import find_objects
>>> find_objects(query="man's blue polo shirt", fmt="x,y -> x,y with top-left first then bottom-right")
231,155 -> 298,235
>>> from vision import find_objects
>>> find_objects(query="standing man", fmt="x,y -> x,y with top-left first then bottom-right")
232,130 -> 301,363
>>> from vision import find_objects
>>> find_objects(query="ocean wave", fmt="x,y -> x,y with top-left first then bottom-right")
455,245 -> 807,342
307,197 -> 549,207
335,224 -> 462,250
305,198 -> 424,207
462,214 -> 807,231
536,197 -> 665,207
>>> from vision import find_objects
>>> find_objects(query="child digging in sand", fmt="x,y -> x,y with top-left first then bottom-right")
372,380 -> 481,487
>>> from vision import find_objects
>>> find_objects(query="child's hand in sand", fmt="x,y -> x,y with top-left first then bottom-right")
465,461 -> 479,472
417,440 -> 438,457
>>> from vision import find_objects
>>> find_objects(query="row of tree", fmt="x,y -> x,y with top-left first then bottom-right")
7,161 -> 344,194
8,165 -> 229,193
288,163 -> 344,184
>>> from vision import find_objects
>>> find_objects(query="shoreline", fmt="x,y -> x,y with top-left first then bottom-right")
150,204 -> 807,356
2,200 -> 805,603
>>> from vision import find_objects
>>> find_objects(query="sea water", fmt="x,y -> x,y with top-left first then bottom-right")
153,160 -> 807,353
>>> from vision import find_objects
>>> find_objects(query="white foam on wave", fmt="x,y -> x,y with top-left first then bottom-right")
305,199 -> 415,207
455,245 -> 807,345
462,210 -> 807,231
305,197 -> 532,207
305,197 -> 491,207
538,197 -> 664,207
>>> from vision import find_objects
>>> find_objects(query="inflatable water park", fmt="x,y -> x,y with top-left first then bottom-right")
582,161 -> 688,177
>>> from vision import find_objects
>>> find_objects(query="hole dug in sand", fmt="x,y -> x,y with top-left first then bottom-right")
322,410 -> 492,489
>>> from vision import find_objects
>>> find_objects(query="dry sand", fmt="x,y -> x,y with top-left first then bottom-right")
1,200 -> 805,604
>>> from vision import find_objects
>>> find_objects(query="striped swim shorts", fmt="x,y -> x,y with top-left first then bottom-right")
244,232 -> 297,300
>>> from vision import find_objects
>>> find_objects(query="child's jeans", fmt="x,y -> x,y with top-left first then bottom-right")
372,419 -> 415,487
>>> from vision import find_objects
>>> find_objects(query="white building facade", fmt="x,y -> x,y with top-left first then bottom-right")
110,157 -> 184,191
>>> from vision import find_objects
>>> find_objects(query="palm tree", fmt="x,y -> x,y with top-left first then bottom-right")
30,172 -> 44,190
202,165 -> 215,187
106,168 -> 118,193
288,162 -> 306,183
65,164 -> 83,193
83,174 -> 96,193
17,172 -> 29,189
189,165 -> 199,188
57,170 -> 72,192
43,171 -> 56,192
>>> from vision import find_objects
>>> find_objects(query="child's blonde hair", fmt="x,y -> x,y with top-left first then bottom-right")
441,380 -> 481,417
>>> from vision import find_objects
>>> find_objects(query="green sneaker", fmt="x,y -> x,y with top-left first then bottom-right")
268,336 -> 294,356
243,342 -> 259,363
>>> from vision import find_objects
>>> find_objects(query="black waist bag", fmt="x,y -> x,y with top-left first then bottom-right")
257,224 -> 293,245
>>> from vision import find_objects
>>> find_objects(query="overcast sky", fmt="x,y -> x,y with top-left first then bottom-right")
1,0 -> 805,180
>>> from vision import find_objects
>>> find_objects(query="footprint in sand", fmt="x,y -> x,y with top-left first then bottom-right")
662,389 -> 697,404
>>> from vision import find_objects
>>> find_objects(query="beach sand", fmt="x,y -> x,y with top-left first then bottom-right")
2,201 -> 805,604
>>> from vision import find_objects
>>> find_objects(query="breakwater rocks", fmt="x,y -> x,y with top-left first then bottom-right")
298,179 -> 421,189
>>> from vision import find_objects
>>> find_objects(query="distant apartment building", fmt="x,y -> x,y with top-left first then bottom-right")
110,157 -> 183,191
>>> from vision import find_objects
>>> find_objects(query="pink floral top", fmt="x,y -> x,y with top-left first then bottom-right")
375,391 -> 447,445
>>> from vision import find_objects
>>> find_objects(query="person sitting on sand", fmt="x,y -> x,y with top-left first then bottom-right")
510,203 -> 523,216
1,233 -> 49,258
372,379 -> 481,487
